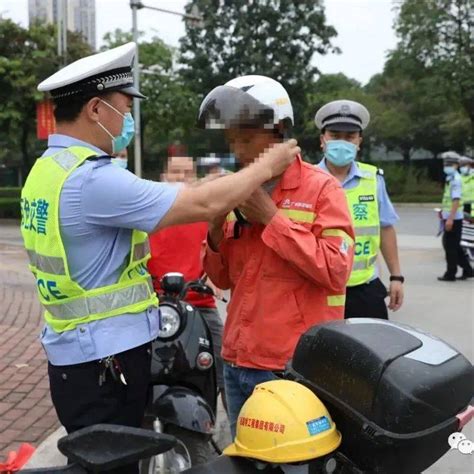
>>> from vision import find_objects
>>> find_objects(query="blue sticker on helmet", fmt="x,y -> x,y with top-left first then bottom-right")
306,416 -> 331,436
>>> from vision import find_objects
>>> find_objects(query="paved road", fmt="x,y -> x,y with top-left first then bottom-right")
1,207 -> 473,472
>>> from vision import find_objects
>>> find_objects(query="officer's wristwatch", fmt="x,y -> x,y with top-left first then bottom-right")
390,275 -> 405,283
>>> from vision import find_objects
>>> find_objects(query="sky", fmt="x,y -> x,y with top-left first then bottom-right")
1,0 -> 399,85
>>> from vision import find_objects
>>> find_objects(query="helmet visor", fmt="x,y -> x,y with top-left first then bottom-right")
197,85 -> 276,130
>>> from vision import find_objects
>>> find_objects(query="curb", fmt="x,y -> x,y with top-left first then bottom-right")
23,427 -> 67,469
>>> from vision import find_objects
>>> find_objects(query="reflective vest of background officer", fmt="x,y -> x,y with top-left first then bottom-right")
438,152 -> 473,280
459,156 -> 474,217
315,100 -> 404,319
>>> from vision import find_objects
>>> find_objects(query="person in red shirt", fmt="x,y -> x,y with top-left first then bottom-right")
148,156 -> 226,401
199,75 -> 355,437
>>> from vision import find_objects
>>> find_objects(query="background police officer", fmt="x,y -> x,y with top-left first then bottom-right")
459,156 -> 474,217
315,100 -> 404,319
21,43 -> 299,473
439,152 -> 473,280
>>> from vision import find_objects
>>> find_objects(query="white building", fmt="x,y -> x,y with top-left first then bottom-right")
28,0 -> 96,50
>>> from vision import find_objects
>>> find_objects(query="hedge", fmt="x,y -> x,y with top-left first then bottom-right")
0,197 -> 21,218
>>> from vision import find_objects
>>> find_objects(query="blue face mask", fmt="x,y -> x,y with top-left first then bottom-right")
443,166 -> 456,176
459,166 -> 469,176
97,100 -> 135,154
324,140 -> 358,167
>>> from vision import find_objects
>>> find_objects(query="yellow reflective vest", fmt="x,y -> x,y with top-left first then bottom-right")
20,146 -> 158,333
345,163 -> 380,287
461,174 -> 474,217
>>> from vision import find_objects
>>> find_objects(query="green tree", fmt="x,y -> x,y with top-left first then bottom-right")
367,50 -> 470,161
0,19 -> 91,177
102,29 -> 197,173
179,0 -> 339,152
394,0 -> 474,144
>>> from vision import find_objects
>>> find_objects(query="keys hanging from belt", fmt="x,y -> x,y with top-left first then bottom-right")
98,355 -> 127,386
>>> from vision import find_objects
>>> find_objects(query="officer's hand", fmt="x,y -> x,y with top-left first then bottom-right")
257,139 -> 300,179
239,187 -> 278,225
445,219 -> 454,232
388,281 -> 404,311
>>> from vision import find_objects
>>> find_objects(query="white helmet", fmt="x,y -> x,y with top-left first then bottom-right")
197,75 -> 293,132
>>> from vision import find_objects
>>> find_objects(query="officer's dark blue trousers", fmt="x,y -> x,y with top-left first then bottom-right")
442,219 -> 472,278
48,342 -> 151,474
344,277 -> 389,319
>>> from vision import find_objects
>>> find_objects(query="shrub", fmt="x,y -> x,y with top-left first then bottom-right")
0,197 -> 21,218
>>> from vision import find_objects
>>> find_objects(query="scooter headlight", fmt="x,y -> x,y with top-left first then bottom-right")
158,305 -> 181,339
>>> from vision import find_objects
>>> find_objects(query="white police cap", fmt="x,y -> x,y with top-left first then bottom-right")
38,42 -> 145,100
440,151 -> 461,164
315,100 -> 370,132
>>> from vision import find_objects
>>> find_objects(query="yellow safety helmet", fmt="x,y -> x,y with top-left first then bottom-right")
224,379 -> 341,463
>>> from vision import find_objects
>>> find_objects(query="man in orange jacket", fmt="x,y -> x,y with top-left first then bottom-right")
198,75 -> 355,437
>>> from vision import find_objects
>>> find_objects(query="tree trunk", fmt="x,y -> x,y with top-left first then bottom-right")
402,147 -> 411,164
20,124 -> 30,185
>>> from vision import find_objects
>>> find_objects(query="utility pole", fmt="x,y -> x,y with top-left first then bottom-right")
57,0 -> 68,66
129,1 -> 202,177
130,0 -> 142,177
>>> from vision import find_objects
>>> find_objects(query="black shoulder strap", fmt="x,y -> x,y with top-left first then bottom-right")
86,154 -> 113,161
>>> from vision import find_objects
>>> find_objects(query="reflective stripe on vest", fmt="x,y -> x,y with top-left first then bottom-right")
354,226 -> 379,236
345,163 -> 381,287
27,249 -> 66,275
46,280 -> 153,320
352,255 -> 378,270
27,240 -> 150,275
21,146 -> 158,333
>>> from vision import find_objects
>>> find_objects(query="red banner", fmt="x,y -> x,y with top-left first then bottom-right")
36,100 -> 56,139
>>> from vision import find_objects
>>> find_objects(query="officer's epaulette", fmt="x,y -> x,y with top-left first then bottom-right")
377,168 -> 384,176
87,154 -> 113,161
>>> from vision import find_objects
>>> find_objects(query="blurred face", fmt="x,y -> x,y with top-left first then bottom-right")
163,156 -> 195,183
114,149 -> 128,159
225,128 -> 280,166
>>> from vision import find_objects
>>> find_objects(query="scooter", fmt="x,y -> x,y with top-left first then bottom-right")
185,319 -> 474,474
20,425 -> 176,473
435,206 -> 474,264
461,212 -> 474,264
20,320 -> 474,474
140,273 -> 219,473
